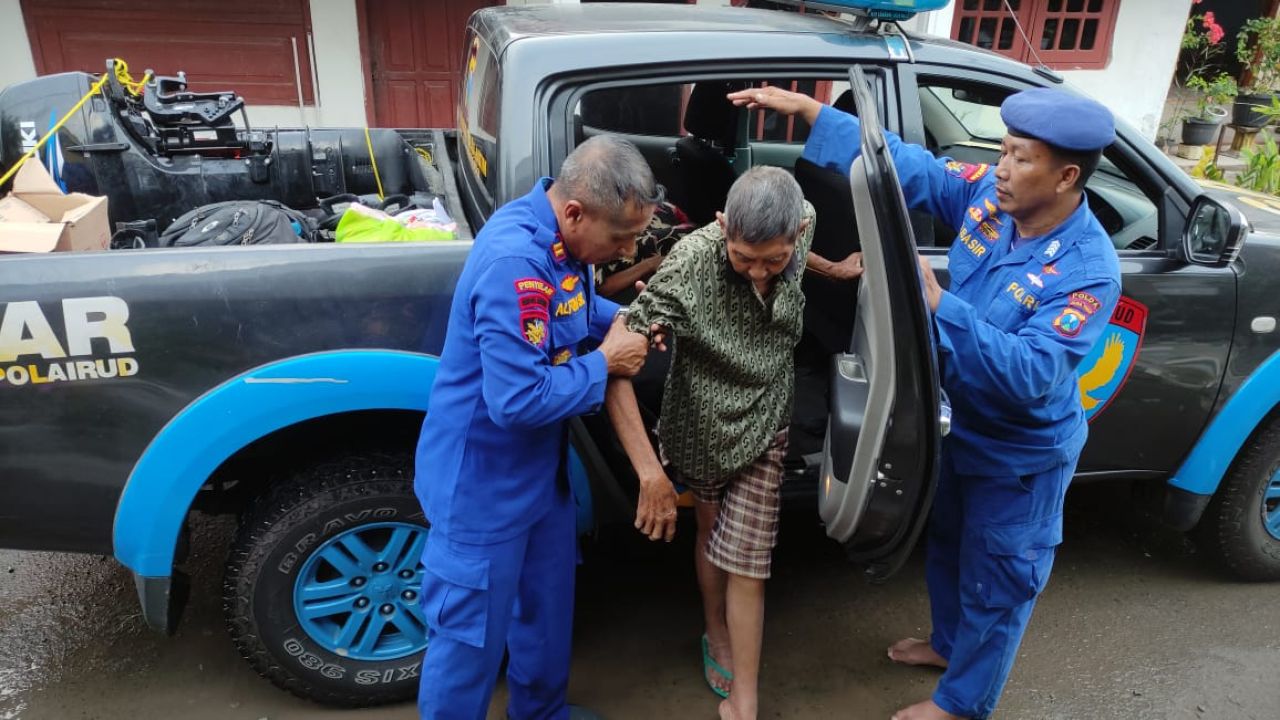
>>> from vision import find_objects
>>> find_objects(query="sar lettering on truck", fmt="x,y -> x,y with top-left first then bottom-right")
0,296 -> 139,387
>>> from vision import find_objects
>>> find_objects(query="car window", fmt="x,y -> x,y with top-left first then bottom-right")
460,33 -> 501,211
916,78 -> 1160,252
577,84 -> 686,138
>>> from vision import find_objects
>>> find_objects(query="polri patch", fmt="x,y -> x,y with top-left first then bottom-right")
1069,291 -> 1101,316
1052,307 -> 1087,337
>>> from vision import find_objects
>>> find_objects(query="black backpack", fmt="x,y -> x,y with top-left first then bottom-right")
159,200 -> 317,247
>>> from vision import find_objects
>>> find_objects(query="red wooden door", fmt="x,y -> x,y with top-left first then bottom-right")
365,0 -> 496,128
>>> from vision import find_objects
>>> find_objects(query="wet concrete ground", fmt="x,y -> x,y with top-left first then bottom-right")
2,481 -> 1278,720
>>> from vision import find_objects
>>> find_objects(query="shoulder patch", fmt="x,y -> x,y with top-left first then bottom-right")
945,160 -> 990,183
514,278 -> 555,298
1052,306 -> 1088,338
523,317 -> 548,347
1069,291 -> 1101,316
516,276 -> 553,346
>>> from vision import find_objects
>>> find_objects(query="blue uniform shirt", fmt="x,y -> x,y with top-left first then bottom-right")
415,178 -> 620,543
803,105 -> 1121,475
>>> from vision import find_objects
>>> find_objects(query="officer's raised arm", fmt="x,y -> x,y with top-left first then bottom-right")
731,85 -> 987,225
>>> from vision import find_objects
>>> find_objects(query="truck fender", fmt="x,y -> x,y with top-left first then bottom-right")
112,348 -> 603,632
113,350 -> 439,629
1166,349 -> 1280,529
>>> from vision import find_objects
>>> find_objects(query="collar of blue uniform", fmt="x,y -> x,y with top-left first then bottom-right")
529,176 -> 576,267
995,192 -> 1093,269
1033,192 -> 1093,264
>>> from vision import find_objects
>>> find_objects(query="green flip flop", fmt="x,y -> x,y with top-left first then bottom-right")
701,633 -> 733,699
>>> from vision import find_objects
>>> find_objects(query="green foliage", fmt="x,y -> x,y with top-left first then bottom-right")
1237,16 -> 1280,94
1186,72 -> 1237,118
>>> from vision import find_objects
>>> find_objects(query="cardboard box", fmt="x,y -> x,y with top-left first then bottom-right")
0,160 -> 109,253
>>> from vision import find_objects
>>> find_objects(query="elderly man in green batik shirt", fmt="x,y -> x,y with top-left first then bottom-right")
606,166 -> 862,720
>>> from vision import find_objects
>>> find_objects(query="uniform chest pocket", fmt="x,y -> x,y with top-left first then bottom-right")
987,283 -> 1041,332
947,250 -> 980,290
550,303 -> 589,356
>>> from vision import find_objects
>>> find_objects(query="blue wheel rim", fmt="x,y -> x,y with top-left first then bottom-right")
1265,468 -> 1280,542
293,521 -> 429,661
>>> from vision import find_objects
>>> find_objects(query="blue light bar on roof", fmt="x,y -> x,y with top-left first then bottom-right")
768,0 -> 951,21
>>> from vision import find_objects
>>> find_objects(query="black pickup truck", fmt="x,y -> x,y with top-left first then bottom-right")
0,2 -> 1272,708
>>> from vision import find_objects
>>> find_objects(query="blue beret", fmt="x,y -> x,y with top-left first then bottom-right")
1000,88 -> 1115,152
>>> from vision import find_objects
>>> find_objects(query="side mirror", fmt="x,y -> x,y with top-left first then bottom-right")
1184,194 -> 1248,267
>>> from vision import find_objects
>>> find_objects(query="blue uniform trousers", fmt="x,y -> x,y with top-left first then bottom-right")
925,454 -> 1073,719
417,488 -> 576,720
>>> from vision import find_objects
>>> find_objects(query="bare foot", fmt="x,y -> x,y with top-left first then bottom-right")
886,638 -> 949,669
718,698 -> 757,720
704,635 -> 734,697
890,699 -> 963,720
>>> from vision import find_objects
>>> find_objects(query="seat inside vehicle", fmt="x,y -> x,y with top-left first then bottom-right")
669,80 -> 746,225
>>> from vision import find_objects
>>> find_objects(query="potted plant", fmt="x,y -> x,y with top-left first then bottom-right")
1182,72 -> 1235,145
1234,15 -> 1280,127
1173,6 -> 1233,145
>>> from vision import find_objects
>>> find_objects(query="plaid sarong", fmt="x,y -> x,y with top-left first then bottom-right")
678,428 -> 789,579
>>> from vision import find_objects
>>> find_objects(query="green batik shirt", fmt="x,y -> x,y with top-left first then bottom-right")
626,201 -> 815,482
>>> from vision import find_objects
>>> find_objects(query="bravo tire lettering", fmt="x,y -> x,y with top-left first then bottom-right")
278,509 -> 400,574
283,637 -> 347,679
355,662 -> 422,685
0,297 -> 139,386
320,507 -> 399,537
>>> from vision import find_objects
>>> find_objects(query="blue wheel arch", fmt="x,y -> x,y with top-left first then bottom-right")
113,349 -> 599,631
1169,349 -> 1280,504
113,350 -> 441,581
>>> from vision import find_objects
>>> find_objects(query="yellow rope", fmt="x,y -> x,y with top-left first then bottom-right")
113,58 -> 150,97
364,127 -> 385,201
0,58 -> 151,187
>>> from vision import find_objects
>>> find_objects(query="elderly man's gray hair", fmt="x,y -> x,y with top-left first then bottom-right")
723,166 -> 804,245
558,134 -> 665,217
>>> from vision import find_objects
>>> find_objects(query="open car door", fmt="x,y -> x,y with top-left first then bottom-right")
818,65 -> 944,580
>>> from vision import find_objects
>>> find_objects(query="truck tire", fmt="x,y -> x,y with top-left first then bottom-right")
1204,421 -> 1280,581
223,453 -> 429,706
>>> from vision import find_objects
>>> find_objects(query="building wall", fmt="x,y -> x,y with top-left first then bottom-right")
1058,0 -> 1192,139
906,0 -> 1191,141
0,0 -> 36,93
305,0 -> 368,127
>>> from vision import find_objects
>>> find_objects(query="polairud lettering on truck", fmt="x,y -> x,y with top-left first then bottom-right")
0,296 -> 138,386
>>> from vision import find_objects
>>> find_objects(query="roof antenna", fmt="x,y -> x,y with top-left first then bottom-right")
1001,0 -> 1062,82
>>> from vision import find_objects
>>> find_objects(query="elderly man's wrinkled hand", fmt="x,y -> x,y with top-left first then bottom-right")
635,472 -> 679,542
832,251 -> 864,281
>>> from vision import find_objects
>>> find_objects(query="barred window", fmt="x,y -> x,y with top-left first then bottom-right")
951,0 -> 1120,70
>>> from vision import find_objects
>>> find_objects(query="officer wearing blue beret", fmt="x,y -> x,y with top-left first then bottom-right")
414,134 -> 660,720
730,86 -> 1121,720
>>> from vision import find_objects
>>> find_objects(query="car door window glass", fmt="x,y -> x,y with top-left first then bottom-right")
917,78 -> 1160,252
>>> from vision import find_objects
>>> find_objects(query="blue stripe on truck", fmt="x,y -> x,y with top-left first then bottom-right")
113,350 -> 439,578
